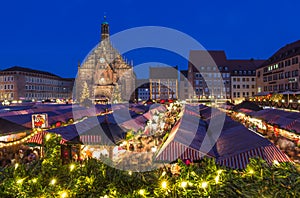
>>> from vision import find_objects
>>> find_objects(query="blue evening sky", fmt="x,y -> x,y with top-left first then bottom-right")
0,0 -> 299,78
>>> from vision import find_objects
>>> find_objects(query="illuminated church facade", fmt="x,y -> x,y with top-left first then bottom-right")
76,18 -> 135,103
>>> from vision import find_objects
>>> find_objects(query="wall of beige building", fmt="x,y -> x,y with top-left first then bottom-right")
0,70 -> 73,101
256,55 -> 300,94
231,76 -> 256,104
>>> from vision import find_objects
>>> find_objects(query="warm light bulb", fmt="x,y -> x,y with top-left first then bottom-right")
217,170 -> 223,175
201,181 -> 208,189
181,181 -> 188,188
215,175 -> 220,184
273,160 -> 279,166
15,163 -> 19,170
161,181 -> 168,189
50,178 -> 56,185
69,164 -> 75,171
248,169 -> 254,174
128,171 -> 132,176
161,171 -> 166,176
60,191 -> 68,198
32,178 -> 37,183
16,178 -> 24,184
139,189 -> 145,195
45,134 -> 51,141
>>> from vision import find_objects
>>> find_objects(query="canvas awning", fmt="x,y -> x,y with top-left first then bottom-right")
27,131 -> 67,145
155,104 -> 292,169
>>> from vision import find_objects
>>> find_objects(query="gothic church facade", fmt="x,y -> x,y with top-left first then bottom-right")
76,18 -> 135,103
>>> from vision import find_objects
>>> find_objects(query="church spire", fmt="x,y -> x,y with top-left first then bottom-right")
101,15 -> 109,41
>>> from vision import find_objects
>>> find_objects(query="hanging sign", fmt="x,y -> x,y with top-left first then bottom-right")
32,114 -> 48,129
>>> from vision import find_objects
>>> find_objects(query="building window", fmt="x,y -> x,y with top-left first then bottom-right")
285,71 -> 291,78
268,86 -> 272,91
268,75 -> 272,81
257,71 -> 261,77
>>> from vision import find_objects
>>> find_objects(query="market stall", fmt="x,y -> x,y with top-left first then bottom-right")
155,105 -> 292,169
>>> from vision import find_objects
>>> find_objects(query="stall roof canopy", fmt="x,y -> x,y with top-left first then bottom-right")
47,115 -> 127,145
249,108 -> 300,133
156,105 -> 291,169
0,117 -> 30,135
233,101 -> 262,112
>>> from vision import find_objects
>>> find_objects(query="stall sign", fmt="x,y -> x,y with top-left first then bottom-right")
32,114 -> 48,129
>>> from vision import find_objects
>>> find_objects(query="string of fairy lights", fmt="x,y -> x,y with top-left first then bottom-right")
0,114 -> 93,148
7,128 -> 298,198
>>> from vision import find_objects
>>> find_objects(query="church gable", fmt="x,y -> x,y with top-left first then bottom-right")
76,17 -> 135,103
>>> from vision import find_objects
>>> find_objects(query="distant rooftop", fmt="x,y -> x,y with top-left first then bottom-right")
227,59 -> 265,71
189,50 -> 265,72
189,50 -> 227,67
150,66 -> 178,79
260,40 -> 300,67
1,66 -> 61,78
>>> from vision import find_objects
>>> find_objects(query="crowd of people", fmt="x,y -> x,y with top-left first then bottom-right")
231,113 -> 300,164
0,145 -> 40,168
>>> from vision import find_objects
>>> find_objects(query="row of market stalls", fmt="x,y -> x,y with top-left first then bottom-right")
0,101 -> 294,169
231,101 -> 300,145
155,104 -> 292,169
0,103 -> 166,163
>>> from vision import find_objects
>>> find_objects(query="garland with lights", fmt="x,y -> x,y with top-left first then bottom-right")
0,134 -> 299,197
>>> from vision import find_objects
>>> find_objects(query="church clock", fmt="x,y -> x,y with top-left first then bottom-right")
100,57 -> 105,63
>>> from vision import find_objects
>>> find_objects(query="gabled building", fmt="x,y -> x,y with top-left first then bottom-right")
256,40 -> 300,94
179,70 -> 189,100
75,17 -> 135,103
187,50 -> 264,102
187,50 -> 230,100
149,66 -> 178,100
135,79 -> 150,102
0,66 -> 74,101
228,60 -> 264,104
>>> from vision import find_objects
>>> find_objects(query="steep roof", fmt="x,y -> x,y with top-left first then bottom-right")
0,117 -> 30,135
232,101 -> 262,112
260,40 -> 300,68
150,66 -> 178,79
1,66 -> 61,78
227,59 -> 265,71
189,50 -> 227,68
